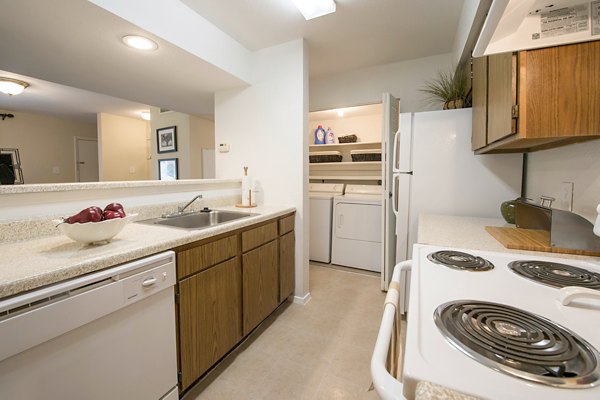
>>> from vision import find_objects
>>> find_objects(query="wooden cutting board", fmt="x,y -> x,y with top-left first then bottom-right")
485,226 -> 600,257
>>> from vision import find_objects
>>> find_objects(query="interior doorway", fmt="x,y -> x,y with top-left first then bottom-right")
75,137 -> 99,182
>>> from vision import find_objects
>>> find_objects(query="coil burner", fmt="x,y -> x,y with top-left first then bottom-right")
427,250 -> 494,271
508,261 -> 600,290
434,300 -> 600,388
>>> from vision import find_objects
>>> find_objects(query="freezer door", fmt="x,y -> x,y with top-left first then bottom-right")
382,93 -> 400,290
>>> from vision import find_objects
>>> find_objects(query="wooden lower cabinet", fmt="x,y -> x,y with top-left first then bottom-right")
176,213 -> 295,392
279,231 -> 295,302
242,240 -> 279,335
178,257 -> 242,390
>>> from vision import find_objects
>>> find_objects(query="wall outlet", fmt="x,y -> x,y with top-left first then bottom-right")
559,181 -> 574,211
52,166 -> 60,174
129,166 -> 136,174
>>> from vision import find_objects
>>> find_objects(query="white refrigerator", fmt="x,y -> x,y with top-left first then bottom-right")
381,99 -> 523,290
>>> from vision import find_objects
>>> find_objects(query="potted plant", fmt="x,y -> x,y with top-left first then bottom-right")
421,67 -> 468,110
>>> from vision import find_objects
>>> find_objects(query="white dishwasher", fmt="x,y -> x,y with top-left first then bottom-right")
0,251 -> 178,400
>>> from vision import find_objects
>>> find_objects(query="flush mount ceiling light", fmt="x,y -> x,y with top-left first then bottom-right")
337,109 -> 345,117
0,77 -> 29,96
292,0 -> 336,20
121,35 -> 158,51
140,111 -> 151,121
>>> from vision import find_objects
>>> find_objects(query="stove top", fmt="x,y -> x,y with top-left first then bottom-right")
434,300 -> 600,388
402,244 -> 600,400
427,250 -> 494,271
508,260 -> 600,290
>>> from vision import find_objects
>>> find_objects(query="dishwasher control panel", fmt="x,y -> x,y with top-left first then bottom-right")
122,258 -> 176,305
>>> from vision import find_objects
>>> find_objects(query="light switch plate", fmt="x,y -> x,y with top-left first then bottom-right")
218,143 -> 230,153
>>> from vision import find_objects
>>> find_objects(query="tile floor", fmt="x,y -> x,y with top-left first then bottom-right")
185,264 -> 386,400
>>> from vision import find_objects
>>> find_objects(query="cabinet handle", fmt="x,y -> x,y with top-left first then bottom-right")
142,277 -> 157,287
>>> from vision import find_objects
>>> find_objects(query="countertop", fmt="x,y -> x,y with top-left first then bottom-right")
0,204 -> 294,300
418,214 -> 600,261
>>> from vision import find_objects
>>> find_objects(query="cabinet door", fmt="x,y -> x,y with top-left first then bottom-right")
242,240 -> 279,335
279,231 -> 295,302
178,257 -> 242,390
487,52 -> 517,143
471,56 -> 488,150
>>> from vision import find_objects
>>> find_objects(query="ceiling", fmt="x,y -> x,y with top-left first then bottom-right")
0,70 -> 150,123
0,0 -> 247,119
182,0 -> 465,78
0,0 -> 465,121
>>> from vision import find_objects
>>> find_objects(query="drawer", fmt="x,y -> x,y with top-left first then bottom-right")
242,221 -> 278,253
177,234 -> 238,279
278,214 -> 295,236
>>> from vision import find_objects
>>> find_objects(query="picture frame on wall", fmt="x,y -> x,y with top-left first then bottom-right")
0,148 -> 24,185
158,158 -> 178,181
157,126 -> 177,153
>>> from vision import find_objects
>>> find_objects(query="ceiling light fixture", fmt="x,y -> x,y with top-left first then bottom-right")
337,110 -> 344,117
121,35 -> 158,51
292,0 -> 336,20
0,78 -> 29,96
140,111 -> 151,121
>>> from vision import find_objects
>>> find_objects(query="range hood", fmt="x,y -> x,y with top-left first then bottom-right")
474,0 -> 600,56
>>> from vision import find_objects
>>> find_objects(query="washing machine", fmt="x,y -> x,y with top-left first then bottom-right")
331,184 -> 383,272
309,183 -> 345,263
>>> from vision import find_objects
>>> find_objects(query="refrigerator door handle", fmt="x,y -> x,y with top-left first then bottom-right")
392,128 -> 401,174
391,174 -> 399,217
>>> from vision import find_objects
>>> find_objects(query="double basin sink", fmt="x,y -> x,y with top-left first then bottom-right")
139,210 -> 254,230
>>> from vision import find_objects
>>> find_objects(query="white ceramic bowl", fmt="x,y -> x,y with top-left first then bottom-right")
53,214 -> 137,244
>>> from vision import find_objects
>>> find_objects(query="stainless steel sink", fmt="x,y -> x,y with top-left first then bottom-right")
139,210 -> 254,230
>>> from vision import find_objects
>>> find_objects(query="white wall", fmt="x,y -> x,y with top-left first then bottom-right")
309,52 -> 454,113
526,140 -> 600,222
452,0 -> 482,66
215,39 -> 310,302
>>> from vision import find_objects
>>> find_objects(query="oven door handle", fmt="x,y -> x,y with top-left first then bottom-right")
558,286 -> 600,307
371,261 -> 411,400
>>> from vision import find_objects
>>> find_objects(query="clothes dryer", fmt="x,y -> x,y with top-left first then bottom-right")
331,184 -> 382,272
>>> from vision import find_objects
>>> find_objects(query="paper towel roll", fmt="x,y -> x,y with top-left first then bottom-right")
242,175 -> 252,206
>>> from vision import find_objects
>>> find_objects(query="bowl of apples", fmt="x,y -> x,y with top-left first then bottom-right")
54,203 -> 137,244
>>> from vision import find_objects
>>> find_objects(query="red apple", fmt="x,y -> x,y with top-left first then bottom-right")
65,207 -> 103,224
103,210 -> 125,220
104,203 -> 125,216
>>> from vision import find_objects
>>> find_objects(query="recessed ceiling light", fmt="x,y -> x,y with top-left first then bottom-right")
0,77 -> 29,96
121,35 -> 158,51
140,111 -> 151,121
337,110 -> 344,117
292,0 -> 336,20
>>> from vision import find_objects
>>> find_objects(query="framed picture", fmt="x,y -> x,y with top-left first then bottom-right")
158,158 -> 178,181
157,126 -> 177,153
0,148 -> 24,185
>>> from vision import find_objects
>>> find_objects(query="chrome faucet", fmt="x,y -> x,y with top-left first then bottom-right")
163,194 -> 203,218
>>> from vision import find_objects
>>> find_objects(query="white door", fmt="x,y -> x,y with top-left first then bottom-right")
381,93 -> 400,290
75,137 -> 99,182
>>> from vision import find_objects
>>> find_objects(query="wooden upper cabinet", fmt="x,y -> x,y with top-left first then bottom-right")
487,52 -> 517,143
474,41 -> 600,154
519,41 -> 600,139
471,56 -> 488,150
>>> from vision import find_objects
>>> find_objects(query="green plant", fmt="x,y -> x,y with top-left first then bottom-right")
421,67 -> 468,109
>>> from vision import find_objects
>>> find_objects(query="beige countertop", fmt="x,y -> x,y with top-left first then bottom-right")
418,213 -> 600,262
0,204 -> 294,300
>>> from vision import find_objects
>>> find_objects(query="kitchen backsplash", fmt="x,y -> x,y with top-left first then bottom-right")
526,139 -> 600,222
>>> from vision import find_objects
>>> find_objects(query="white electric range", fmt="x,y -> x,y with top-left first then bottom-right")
400,244 -> 600,400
